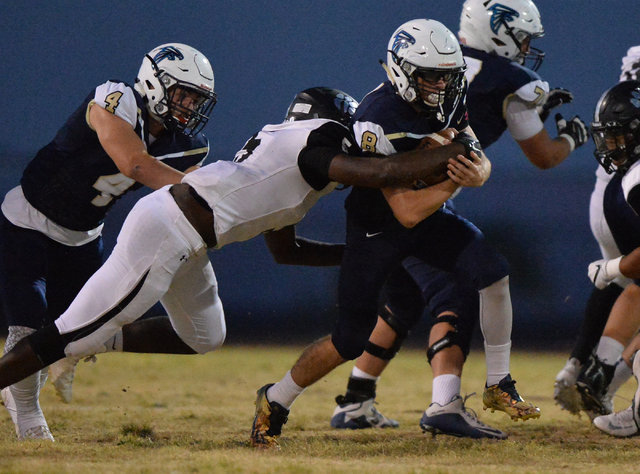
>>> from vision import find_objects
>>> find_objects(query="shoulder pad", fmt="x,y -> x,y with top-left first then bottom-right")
512,79 -> 549,106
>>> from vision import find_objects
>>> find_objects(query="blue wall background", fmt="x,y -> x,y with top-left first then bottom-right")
0,1 -> 636,347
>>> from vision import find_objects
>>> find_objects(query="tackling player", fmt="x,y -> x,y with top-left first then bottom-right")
0,87 -> 479,439
0,43 -> 216,441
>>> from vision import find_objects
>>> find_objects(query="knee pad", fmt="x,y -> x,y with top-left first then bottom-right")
361,304 -> 413,361
26,324 -> 67,367
426,314 -> 471,364
378,304 -> 411,339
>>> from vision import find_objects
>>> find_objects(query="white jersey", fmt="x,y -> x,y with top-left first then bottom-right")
183,118 -> 353,248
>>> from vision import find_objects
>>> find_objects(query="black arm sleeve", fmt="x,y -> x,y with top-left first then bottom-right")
297,122 -> 356,190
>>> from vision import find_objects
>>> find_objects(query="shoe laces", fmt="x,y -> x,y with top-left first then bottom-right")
458,393 -> 487,425
498,377 -> 523,402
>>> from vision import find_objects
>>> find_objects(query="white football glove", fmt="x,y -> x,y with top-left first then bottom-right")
588,256 -> 623,289
556,113 -> 588,152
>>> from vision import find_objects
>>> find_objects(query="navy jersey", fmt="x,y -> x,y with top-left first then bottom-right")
345,81 -> 468,229
462,45 -> 545,148
20,81 -> 208,231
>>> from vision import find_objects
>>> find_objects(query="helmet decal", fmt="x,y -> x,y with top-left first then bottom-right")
631,89 -> 640,109
153,46 -> 185,64
488,4 -> 520,34
391,30 -> 416,56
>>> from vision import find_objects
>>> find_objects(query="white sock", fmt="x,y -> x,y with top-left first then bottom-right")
608,357 -> 633,395
595,336 -> 624,365
266,371 -> 305,409
431,374 -> 461,406
352,366 -> 378,381
485,341 -> 511,386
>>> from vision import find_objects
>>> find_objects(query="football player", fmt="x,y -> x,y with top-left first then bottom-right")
576,80 -> 640,436
250,18 -> 523,448
331,0 -> 590,438
0,87 -> 479,440
0,43 -> 216,441
554,45 -> 640,417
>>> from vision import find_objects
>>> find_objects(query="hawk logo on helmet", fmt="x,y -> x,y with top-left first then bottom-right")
631,89 -> 640,109
391,30 -> 416,56
487,4 -> 520,34
153,46 -> 185,64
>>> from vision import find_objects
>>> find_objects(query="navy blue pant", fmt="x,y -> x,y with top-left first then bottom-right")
0,212 -> 104,329
333,206 -> 508,360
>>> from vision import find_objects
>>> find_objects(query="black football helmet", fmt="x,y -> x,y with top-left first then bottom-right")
285,87 -> 358,127
591,80 -> 640,174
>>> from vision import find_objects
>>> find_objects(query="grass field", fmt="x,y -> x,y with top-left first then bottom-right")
1,345 -> 639,473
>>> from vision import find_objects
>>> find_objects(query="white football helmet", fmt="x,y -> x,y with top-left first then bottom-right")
135,43 -> 217,136
386,19 -> 466,110
459,0 -> 545,70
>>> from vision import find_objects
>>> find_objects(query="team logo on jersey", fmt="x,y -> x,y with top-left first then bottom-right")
487,4 -> 519,34
153,46 -> 184,64
391,30 -> 416,56
631,89 -> 640,109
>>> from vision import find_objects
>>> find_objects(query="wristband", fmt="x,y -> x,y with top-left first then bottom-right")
559,133 -> 575,152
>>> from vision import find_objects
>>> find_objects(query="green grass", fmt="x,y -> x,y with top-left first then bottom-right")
1,345 -> 638,473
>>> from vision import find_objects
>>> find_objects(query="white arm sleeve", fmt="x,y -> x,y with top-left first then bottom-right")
504,95 -> 545,141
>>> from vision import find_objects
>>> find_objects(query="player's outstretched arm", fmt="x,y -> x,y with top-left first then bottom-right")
264,225 -> 344,266
327,140 -> 473,189
90,104 -> 186,189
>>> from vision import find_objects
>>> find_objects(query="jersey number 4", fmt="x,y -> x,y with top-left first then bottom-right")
91,173 -> 135,207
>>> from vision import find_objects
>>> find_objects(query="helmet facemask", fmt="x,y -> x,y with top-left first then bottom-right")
591,119 -> 640,174
393,54 -> 467,109
505,28 -> 545,71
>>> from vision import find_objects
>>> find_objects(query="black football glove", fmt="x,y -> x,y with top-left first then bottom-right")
555,113 -> 588,151
539,88 -> 574,122
452,132 -> 482,158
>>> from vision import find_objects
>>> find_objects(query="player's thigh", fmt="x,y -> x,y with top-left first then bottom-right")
0,214 -> 48,327
46,237 -> 104,320
160,253 -> 226,354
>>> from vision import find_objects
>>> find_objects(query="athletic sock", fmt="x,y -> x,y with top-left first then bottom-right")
485,341 -> 511,386
431,374 -> 461,406
266,371 -> 304,410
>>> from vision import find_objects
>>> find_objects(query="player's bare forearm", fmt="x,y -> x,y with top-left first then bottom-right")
91,104 -> 185,189
327,141 -> 467,189
264,226 -> 344,266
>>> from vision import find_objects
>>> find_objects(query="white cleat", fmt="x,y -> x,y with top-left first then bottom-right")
1,387 -> 19,436
49,357 -> 79,403
594,351 -> 640,437
331,396 -> 399,429
49,355 -> 96,403
21,424 -> 55,442
553,357 -> 582,414
593,406 -> 639,437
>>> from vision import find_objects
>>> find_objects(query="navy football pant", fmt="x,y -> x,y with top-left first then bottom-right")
0,212 -> 103,329
333,206 -> 508,360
